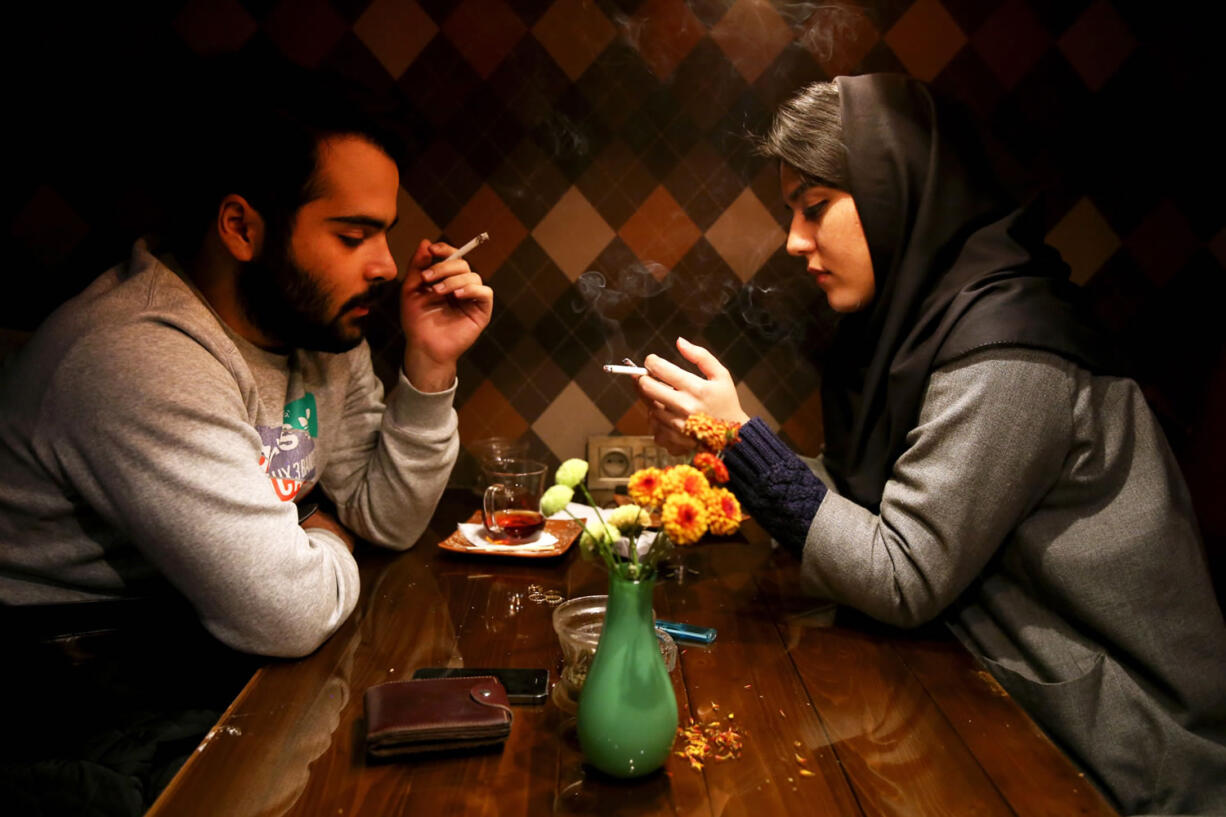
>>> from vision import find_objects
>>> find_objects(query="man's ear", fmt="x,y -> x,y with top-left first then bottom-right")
216,194 -> 264,262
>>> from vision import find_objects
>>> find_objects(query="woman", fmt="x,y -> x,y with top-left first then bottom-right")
637,75 -> 1226,815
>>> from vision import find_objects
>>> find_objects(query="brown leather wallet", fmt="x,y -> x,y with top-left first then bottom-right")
364,676 -> 513,758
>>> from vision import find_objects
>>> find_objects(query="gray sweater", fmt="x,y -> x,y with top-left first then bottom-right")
0,241 -> 459,657
733,348 -> 1226,815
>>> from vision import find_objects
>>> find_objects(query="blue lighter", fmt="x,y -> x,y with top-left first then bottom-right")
655,619 -> 717,644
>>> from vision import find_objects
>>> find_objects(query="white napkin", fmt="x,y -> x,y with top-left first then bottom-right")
456,522 -> 558,552
547,503 -> 657,557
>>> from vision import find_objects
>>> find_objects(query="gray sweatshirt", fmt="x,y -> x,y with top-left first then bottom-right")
0,240 -> 459,657
801,349 -> 1226,814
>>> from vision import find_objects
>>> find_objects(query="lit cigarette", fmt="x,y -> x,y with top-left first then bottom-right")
442,232 -> 489,262
603,364 -> 648,376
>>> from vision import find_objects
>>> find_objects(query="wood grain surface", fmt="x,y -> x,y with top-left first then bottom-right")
148,491 -> 1119,817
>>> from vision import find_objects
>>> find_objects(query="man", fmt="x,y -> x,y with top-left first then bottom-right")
0,86 -> 492,658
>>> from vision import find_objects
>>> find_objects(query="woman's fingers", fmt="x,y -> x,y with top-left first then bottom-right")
676,337 -> 730,382
637,373 -> 693,417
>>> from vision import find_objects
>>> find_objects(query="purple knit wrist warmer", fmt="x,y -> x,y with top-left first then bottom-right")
723,418 -> 827,554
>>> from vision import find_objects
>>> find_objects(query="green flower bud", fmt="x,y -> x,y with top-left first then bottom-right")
579,521 -> 619,550
540,484 -> 574,517
555,458 -> 589,488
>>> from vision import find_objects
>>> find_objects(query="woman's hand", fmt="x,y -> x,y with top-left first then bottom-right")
636,337 -> 749,455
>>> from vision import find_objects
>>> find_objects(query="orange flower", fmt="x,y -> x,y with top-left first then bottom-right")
627,467 -> 665,508
692,452 -> 729,484
662,493 -> 708,545
683,412 -> 742,453
705,487 -> 742,536
662,464 -> 710,499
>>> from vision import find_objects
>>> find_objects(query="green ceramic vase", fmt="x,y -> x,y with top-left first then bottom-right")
576,569 -> 678,778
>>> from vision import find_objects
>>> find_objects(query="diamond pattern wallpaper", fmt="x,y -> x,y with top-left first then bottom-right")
4,0 -> 1223,597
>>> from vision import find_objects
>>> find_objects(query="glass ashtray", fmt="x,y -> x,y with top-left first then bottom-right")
551,594 -> 677,713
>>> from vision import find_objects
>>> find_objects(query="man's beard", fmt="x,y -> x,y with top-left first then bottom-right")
236,236 -> 392,354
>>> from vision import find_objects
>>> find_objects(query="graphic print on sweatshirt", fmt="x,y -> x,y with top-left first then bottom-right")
257,393 -> 319,502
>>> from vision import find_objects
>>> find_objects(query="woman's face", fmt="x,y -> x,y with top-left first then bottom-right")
780,164 -> 875,312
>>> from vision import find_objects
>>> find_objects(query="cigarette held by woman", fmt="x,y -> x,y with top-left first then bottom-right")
603,364 -> 648,376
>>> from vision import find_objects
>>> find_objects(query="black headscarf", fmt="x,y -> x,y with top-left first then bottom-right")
819,74 -> 1121,511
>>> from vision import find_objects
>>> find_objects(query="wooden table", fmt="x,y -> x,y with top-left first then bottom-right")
148,491 -> 1118,816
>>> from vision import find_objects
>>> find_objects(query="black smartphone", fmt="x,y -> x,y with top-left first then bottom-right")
411,667 -> 549,704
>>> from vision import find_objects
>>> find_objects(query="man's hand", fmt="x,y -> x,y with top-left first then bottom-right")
301,507 -> 357,553
400,238 -> 494,392
637,337 -> 749,455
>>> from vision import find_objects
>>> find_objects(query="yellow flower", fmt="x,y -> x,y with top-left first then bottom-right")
662,464 -> 709,499
606,503 -> 649,529
705,487 -> 742,536
661,493 -> 707,546
692,451 -> 729,484
684,413 -> 742,453
627,467 -> 665,508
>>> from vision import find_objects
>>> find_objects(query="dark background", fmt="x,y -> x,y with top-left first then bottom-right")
4,0 -> 1222,602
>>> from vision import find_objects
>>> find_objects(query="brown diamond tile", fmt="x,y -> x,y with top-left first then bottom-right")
532,0 -> 617,80
441,0 -> 528,78
738,381 -> 779,430
489,38 -> 571,129
496,237 -> 572,328
172,0 -> 257,55
532,381 -> 614,460
572,356 -> 641,424
489,334 -> 570,420
671,238 -> 741,326
705,188 -> 785,281
1059,0 -> 1136,91
457,379 -> 530,446
664,141 -> 744,231
403,140 -> 482,228
619,186 -> 703,271
388,188 -> 441,276
444,184 -> 529,279
615,401 -> 651,435
971,0 -> 1051,90
779,387 -> 823,457
627,0 -> 706,80
488,139 -> 569,229
265,0 -> 348,67
354,0 -> 438,80
671,39 -> 749,132
884,0 -> 967,82
576,43 -> 656,133
1125,200 -> 1198,288
532,186 -> 616,280
748,161 -> 789,229
398,37 -> 482,129
576,140 -> 657,229
1045,197 -> 1120,286
797,1 -> 879,77
709,0 -> 794,83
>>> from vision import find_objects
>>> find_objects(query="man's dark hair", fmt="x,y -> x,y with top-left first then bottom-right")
755,80 -> 849,191
166,55 -> 402,258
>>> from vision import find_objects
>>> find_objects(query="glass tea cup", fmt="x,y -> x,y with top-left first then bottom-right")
481,458 -> 548,544
551,594 -> 678,712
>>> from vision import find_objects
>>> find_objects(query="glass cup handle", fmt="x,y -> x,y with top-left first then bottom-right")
483,483 -> 509,533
